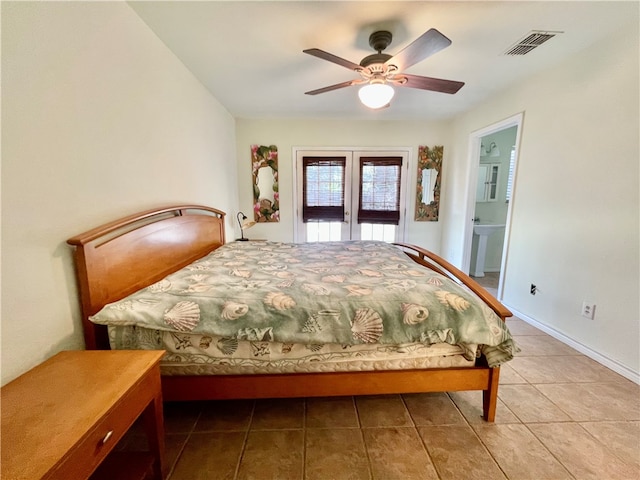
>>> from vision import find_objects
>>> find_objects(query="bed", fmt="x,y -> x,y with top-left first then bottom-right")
67,204 -> 515,421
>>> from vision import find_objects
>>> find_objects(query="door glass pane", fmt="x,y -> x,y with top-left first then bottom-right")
303,158 -> 346,222
306,221 -> 342,242
360,223 -> 396,242
476,164 -> 488,202
489,164 -> 500,201
304,160 -> 344,206
361,164 -> 398,210
358,158 -> 402,224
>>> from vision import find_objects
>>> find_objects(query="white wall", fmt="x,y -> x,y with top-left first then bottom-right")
443,21 -> 639,378
235,119 -> 451,249
1,2 -> 238,384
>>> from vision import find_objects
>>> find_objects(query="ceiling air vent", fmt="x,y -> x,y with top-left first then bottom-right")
503,31 -> 562,56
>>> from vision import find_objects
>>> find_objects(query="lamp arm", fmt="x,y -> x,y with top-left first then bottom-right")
236,212 -> 248,241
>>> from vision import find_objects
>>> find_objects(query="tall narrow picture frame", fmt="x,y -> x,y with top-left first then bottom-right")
415,145 -> 443,221
251,145 -> 279,222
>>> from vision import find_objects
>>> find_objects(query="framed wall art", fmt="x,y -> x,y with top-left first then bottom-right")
251,144 -> 279,222
415,145 -> 443,222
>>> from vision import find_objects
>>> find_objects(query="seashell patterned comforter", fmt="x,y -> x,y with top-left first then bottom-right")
90,241 -> 517,367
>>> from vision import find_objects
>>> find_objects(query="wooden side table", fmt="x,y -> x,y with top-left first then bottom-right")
1,350 -> 166,480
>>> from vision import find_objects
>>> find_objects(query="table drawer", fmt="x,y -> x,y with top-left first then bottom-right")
46,372 -> 159,480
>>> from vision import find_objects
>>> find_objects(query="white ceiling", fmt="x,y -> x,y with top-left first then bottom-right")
129,1 -> 637,121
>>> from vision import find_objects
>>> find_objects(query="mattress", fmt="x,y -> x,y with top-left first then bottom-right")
109,325 -> 476,375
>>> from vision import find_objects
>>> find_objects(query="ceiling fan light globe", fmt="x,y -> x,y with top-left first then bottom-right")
358,83 -> 395,109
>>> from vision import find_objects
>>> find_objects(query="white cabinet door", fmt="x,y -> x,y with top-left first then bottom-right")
476,163 -> 500,202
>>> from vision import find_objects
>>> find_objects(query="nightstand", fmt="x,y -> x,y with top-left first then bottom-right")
1,350 -> 166,480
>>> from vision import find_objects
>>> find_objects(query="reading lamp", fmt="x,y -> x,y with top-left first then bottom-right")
236,212 -> 256,241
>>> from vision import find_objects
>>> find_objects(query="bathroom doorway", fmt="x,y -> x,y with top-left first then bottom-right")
463,113 -> 523,300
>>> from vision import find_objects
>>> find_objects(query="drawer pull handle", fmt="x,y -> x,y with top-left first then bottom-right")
102,430 -> 114,444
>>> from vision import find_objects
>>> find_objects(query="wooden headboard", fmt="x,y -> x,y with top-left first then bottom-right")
67,205 -> 226,350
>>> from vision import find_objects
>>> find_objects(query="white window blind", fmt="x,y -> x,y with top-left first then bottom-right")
302,157 -> 345,222
358,157 -> 402,225
506,146 -> 516,202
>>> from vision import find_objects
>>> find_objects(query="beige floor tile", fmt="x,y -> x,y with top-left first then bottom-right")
120,432 -> 188,479
355,394 -> 414,427
194,399 -> 254,432
509,355 -> 626,384
513,334 -> 581,356
237,430 -> 304,480
305,428 -> 370,480
448,390 -> 520,424
157,380 -> 640,479
498,363 -> 528,384
535,382 -> 640,421
163,434 -> 190,479
402,392 -> 467,426
505,318 -> 546,336
251,398 -> 305,430
474,424 -> 572,479
306,396 -> 359,428
363,427 -> 439,479
163,401 -> 202,434
474,272 -> 499,289
498,384 -> 572,423
170,431 -> 245,480
581,421 -> 640,468
528,422 -> 639,479
418,425 -> 506,479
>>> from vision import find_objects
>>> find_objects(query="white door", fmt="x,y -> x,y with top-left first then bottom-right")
294,149 -> 409,243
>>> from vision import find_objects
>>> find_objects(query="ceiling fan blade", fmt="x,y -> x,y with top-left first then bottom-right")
303,48 -> 361,71
399,73 -> 465,94
305,80 -> 357,95
385,28 -> 452,72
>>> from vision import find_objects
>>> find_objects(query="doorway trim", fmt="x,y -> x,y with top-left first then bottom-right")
462,112 -> 524,300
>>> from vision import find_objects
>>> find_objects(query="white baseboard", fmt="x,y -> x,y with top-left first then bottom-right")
505,306 -> 640,385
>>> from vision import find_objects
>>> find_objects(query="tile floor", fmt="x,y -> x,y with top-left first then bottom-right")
119,273 -> 640,479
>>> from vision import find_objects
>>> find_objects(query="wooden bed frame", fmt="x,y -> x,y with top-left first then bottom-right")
67,205 -> 512,421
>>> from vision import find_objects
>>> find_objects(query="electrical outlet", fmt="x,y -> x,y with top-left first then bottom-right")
530,284 -> 537,295
581,302 -> 596,319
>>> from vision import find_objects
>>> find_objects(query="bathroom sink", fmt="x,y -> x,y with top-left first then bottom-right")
472,224 -> 505,277
473,224 -> 505,236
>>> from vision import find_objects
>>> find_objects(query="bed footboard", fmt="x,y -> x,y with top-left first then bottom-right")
393,243 -> 512,321
161,365 -> 501,422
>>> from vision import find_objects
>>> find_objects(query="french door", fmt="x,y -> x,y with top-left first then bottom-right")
294,149 -> 409,243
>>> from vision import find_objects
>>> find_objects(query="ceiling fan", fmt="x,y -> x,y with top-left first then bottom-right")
303,28 -> 464,109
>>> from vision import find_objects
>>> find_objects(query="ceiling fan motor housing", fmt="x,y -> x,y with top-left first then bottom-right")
360,53 -> 392,67
360,31 -> 394,68
369,30 -> 393,51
